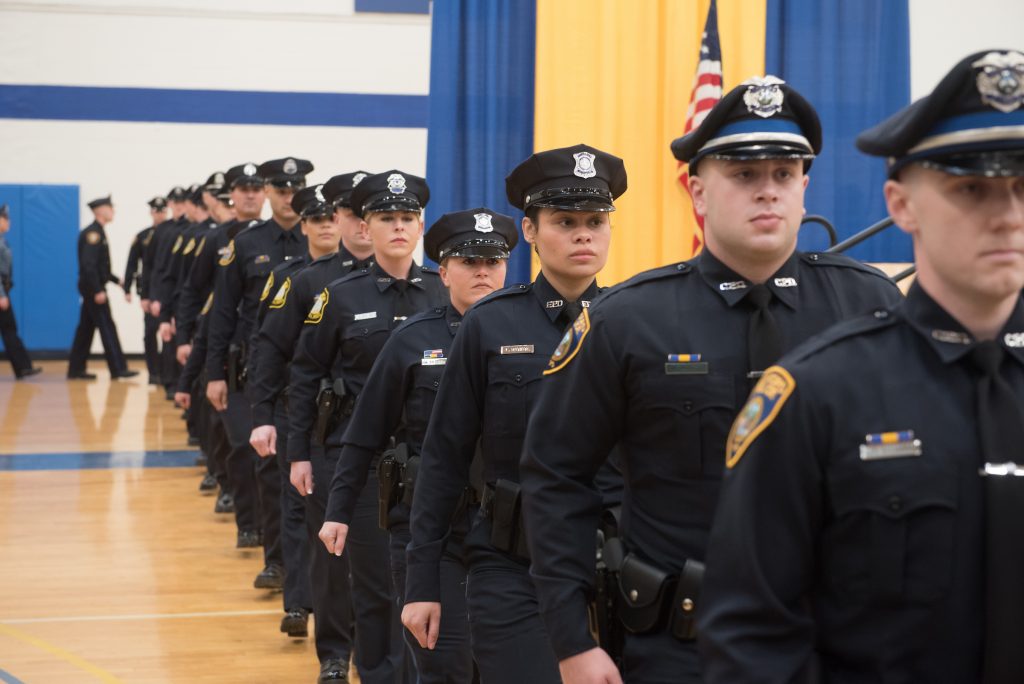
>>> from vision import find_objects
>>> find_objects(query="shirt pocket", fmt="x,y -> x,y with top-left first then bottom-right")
339,318 -> 392,374
641,373 -> 736,478
483,353 -> 549,437
826,457 -> 958,606
405,366 -> 444,442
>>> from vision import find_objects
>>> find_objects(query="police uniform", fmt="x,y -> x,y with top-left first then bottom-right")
699,51 -> 1024,683
68,195 -> 134,379
288,170 -> 446,684
149,186 -> 191,396
331,209 -> 517,683
207,157 -> 310,571
123,196 -> 165,381
516,81 -> 906,683
0,204 -> 40,378
406,145 -> 624,684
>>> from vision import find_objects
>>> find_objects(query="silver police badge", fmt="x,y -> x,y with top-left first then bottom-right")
352,172 -> 368,187
573,151 -> 597,179
283,158 -> 298,175
743,75 -> 786,118
243,163 -> 258,176
387,173 -> 407,194
474,213 -> 494,233
973,51 -> 1024,113
213,172 -> 225,186
315,184 -> 326,203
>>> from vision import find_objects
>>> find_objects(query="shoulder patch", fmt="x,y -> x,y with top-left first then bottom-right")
269,277 -> 291,309
183,237 -> 197,255
86,231 -> 101,245
171,235 -> 183,254
543,309 -> 591,376
305,289 -> 328,325
259,272 -> 275,302
200,292 -> 214,315
726,365 -> 796,469
195,235 -> 206,256
219,239 -> 235,266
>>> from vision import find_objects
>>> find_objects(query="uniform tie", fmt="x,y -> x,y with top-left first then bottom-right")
969,341 -> 1024,684
393,280 -> 414,320
745,284 -> 782,375
558,300 -> 584,331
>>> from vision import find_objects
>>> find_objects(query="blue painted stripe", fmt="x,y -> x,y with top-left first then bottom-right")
0,670 -> 26,684
0,84 -> 428,128
0,450 -> 199,472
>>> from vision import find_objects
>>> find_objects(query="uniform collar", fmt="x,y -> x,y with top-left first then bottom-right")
444,305 -> 463,337
697,247 -> 800,309
532,271 -> 600,323
268,219 -> 301,243
338,244 -> 373,270
903,282 -> 1024,367
372,261 -> 427,293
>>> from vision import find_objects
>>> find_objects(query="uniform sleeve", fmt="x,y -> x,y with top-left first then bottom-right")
205,242 -> 244,381
177,315 -> 209,394
155,236 -> 184,322
326,329 -> 414,524
250,277 -> 305,427
406,311 -> 486,603
123,237 -> 140,293
141,229 -> 158,300
286,291 -> 340,462
175,236 -> 216,345
698,366 -> 824,683
78,232 -> 105,297
519,308 -> 628,660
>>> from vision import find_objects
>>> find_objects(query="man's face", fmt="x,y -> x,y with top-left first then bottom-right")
168,200 -> 186,219
360,210 -> 423,261
149,207 -> 168,224
886,165 -> 1024,305
690,158 -> 808,266
230,183 -> 266,220
0,216 -> 9,234
94,204 -> 114,223
333,206 -> 373,253
301,215 -> 343,255
522,208 -> 611,282
266,184 -> 299,224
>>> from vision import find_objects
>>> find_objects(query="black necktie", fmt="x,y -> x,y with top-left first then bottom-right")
969,342 -> 1024,684
558,300 -> 583,331
393,280 -> 414,320
746,284 -> 783,375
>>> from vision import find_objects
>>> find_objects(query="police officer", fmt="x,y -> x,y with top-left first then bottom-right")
518,80 -> 905,684
401,144 -> 622,684
207,157 -> 310,582
289,170 -> 446,684
0,203 -> 41,379
699,50 -> 1024,684
68,195 -> 137,380
124,196 -> 167,383
148,185 -> 190,397
323,208 -> 517,682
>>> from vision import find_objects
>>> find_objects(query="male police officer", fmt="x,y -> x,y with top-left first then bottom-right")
124,196 -> 167,383
519,79 -> 903,683
68,196 -> 137,380
0,203 -> 41,379
699,49 -> 1024,684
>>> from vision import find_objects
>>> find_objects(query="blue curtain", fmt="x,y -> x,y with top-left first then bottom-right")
766,0 -> 911,262
424,0 -> 536,283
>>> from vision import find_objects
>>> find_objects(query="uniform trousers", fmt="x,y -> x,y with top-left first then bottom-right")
218,390 -> 261,533
68,295 -> 128,375
143,312 -> 160,378
272,396 -> 312,612
622,630 -> 700,683
0,302 -> 33,375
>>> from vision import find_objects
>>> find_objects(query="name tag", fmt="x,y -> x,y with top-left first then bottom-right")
421,358 -> 447,366
665,353 -> 707,375
254,254 -> 270,264
354,311 -> 376,321
859,430 -> 922,461
501,345 -> 534,355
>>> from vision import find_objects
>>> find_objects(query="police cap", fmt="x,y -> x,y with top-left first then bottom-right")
166,186 -> 188,202
186,183 -> 205,205
350,170 -> 429,219
147,197 -> 167,211
0,204 -> 8,220
87,195 -> 113,209
857,49 -> 1024,178
258,157 -> 314,189
671,76 -> 820,174
292,184 -> 334,219
225,162 -> 263,189
204,171 -> 226,194
323,171 -> 372,209
506,143 -> 627,212
424,208 -> 518,263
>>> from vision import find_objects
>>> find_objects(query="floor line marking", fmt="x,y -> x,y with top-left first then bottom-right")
0,623 -> 122,683
0,669 -> 27,684
1,609 -> 280,625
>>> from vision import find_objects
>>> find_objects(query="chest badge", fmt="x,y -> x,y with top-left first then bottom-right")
665,353 -> 708,375
859,430 -> 922,461
422,349 -> 447,366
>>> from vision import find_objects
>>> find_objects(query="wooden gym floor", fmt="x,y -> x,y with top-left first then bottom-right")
0,360 -> 331,683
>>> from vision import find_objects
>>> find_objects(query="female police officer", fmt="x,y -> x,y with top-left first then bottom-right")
287,170 -> 448,684
401,144 -> 626,684
318,208 -> 517,682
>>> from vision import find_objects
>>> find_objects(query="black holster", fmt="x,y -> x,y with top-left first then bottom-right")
592,523 -> 625,665
480,479 -> 530,559
313,378 -> 353,445
226,342 -> 246,392
377,443 -> 419,529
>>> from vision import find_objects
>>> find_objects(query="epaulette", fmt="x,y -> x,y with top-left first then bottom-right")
310,252 -> 337,265
800,251 -> 894,281
235,218 -> 266,239
595,261 -> 694,305
420,264 -> 438,274
787,306 -> 901,364
324,266 -> 371,290
271,256 -> 306,276
472,282 -> 533,309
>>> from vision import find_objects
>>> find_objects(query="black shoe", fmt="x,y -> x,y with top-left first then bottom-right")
237,529 -> 260,548
318,659 -> 349,683
194,452 -> 207,466
254,564 -> 284,589
188,435 -> 201,447
16,367 -> 42,380
280,608 -> 309,637
198,474 -> 217,494
164,388 -> 175,400
113,369 -> 140,379
214,492 -> 234,514
148,376 -> 161,386
67,372 -> 97,380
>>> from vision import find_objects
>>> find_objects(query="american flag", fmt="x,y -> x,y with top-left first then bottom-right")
678,0 -> 723,255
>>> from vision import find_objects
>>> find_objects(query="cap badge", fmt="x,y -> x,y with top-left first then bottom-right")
213,172 -> 225,185
387,173 -> 407,194
573,151 -> 597,179
315,185 -> 326,203
283,158 -> 298,175
474,213 -> 494,233
243,163 -> 258,176
352,172 -> 368,187
743,75 -> 786,118
973,51 -> 1024,113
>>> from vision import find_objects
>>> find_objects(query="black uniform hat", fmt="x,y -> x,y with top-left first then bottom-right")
322,171 -> 372,209
225,162 -> 264,189
506,143 -> 627,212
147,196 -> 167,210
0,204 -> 8,219
258,157 -> 314,188
87,195 -> 112,209
166,186 -> 188,202
424,208 -> 518,263
671,76 -> 821,173
349,170 -> 429,218
185,183 -> 204,205
292,184 -> 334,219
857,49 -> 1024,178
204,171 -> 226,194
